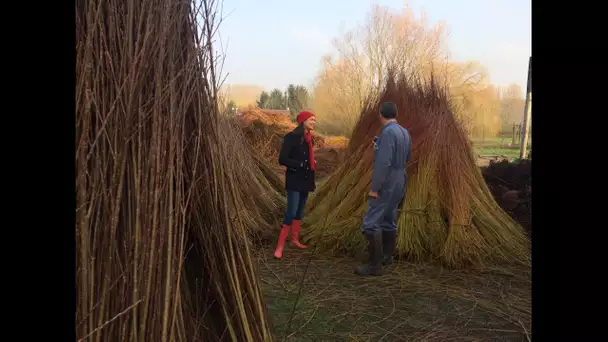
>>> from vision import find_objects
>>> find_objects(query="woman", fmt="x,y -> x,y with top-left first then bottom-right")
274,110 -> 317,259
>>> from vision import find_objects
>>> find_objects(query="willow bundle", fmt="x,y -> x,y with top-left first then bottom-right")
218,116 -> 285,239
76,0 -> 272,340
304,73 -> 530,268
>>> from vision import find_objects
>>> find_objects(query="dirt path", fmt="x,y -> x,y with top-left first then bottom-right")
257,247 -> 531,341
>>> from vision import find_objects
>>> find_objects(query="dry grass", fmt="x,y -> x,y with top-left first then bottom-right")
304,72 -> 530,269
257,248 -> 531,341
238,107 -> 348,153
317,135 -> 350,149
238,108 -> 327,160
238,108 -> 300,169
239,107 -> 298,130
75,0 -> 272,340
314,148 -> 346,180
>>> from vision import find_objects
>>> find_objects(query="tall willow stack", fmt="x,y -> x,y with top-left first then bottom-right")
76,0 -> 272,340
304,72 -> 530,268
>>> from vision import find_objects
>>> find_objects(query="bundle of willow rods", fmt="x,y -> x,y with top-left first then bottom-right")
76,0 -> 272,340
303,72 -> 530,269
218,116 -> 285,240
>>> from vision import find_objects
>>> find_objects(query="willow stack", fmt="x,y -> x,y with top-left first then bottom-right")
303,73 -> 530,268
76,0 -> 272,340
219,116 -> 285,239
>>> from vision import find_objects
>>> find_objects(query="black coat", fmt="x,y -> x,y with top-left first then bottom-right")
278,124 -> 316,193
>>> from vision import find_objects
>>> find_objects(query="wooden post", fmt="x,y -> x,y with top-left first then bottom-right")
517,124 -> 521,140
511,124 -> 516,146
520,57 -> 532,159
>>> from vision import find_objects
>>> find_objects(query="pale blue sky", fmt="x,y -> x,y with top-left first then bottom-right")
218,0 -> 531,94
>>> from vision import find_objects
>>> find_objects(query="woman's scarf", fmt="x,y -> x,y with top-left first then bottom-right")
303,131 -> 316,171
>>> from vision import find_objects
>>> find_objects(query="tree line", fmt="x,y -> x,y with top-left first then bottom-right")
255,84 -> 311,118
246,78 -> 523,138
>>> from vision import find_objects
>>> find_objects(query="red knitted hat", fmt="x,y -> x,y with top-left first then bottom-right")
296,111 -> 315,125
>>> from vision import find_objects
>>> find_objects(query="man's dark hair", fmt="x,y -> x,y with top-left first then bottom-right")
379,102 -> 398,119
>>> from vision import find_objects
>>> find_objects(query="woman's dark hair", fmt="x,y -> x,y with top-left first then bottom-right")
379,102 -> 398,118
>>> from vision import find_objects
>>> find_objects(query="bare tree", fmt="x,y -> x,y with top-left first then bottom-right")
313,55 -> 369,135
312,4 -> 448,136
311,3 -> 505,139
500,83 -> 525,128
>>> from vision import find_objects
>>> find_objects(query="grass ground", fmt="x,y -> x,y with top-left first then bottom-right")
472,136 -> 531,162
260,133 -> 531,340
257,247 -> 531,341
476,146 -> 522,159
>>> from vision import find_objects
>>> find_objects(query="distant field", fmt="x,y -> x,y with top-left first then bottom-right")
472,136 -> 531,161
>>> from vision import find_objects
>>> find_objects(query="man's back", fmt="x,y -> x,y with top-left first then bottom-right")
384,123 -> 411,170
375,122 -> 411,170
371,122 -> 412,193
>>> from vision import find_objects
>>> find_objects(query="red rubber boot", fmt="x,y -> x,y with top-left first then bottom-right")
273,224 -> 290,259
291,220 -> 308,249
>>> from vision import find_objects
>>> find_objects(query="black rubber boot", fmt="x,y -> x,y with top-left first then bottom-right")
354,231 -> 383,276
382,230 -> 397,265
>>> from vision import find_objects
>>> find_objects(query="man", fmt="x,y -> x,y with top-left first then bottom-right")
355,102 -> 412,276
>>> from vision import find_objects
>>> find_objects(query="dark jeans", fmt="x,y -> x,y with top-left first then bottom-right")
282,191 -> 309,225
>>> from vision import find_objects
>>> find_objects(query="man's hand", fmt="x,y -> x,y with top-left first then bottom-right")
368,191 -> 378,199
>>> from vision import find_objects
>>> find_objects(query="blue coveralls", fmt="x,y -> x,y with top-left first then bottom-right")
362,121 -> 412,234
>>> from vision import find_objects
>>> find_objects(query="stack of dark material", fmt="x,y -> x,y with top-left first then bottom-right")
482,159 -> 532,236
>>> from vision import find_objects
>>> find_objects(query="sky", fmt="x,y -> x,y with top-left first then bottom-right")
217,0 -> 531,95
